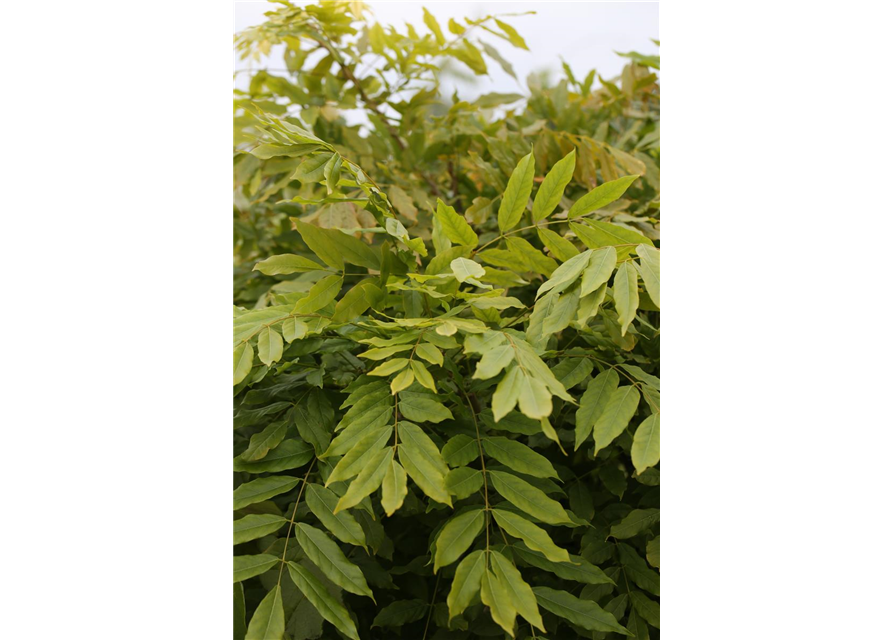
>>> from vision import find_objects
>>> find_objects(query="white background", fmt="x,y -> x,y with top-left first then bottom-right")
235,1 -> 659,99
660,0 -> 893,40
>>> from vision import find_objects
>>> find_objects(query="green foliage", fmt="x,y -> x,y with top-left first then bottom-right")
234,2 -> 659,638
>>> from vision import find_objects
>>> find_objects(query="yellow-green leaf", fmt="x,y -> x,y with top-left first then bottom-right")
575,369 -> 620,450
293,275 -> 343,314
631,413 -> 660,474
567,174 -> 638,218
390,367 -> 415,394
294,523 -> 374,599
481,568 -> 517,636
581,246 -> 617,296
435,199 -> 478,246
451,257 -> 486,283
334,447 -> 393,513
538,228 -> 580,262
483,436 -> 558,478
398,421 -> 451,505
593,385 -> 641,455
381,458 -> 408,516
497,151 -> 535,232
245,585 -> 285,640
234,554 -> 280,583
434,508 -> 485,571
532,149 -> 575,221
613,260 -> 639,336
635,244 -> 660,308
489,471 -> 571,525
234,342 -> 254,385
305,483 -> 366,547
257,327 -> 283,366
491,509 -> 570,563
447,549 -> 486,620
410,360 -> 437,392
490,550 -> 545,632
234,514 -> 287,545
286,562 -> 360,640
233,475 -> 300,510
253,254 -> 325,275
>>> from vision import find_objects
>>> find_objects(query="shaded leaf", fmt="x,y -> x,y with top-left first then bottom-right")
286,562 -> 360,640
533,587 -> 631,635
234,554 -> 279,583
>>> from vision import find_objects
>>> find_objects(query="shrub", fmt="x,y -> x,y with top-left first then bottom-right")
234,3 -> 659,639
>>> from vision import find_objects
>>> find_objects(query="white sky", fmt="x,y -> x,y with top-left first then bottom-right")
234,1 -> 659,99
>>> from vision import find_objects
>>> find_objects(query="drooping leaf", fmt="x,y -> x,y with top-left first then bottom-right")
497,151 -> 535,232
473,345 -> 515,380
581,246 -> 617,296
241,420 -> 289,462
512,544 -> 614,585
293,389 -> 333,456
617,543 -> 661,595
538,227 -> 580,262
294,523 -> 374,599
391,368 -> 415,395
233,440 -> 314,473
533,587 -> 632,635
435,199 -> 478,246
490,550 -> 545,631
444,467 -> 483,499
630,590 -> 660,629
483,436 -> 558,478
536,249 -> 591,298
442,434 -> 479,467
434,508 -> 485,572
253,254 -> 325,275
234,476 -> 301,511
635,244 -> 660,308
489,470 -> 572,525
293,275 -> 343,314
234,342 -> 254,386
305,484 -> 366,548
332,281 -> 380,323
613,260 -> 639,336
447,549 -> 486,620
335,447 -> 393,513
631,413 -> 660,474
327,428 -> 393,486
610,508 -> 660,539
245,585 -> 285,640
480,568 -> 517,636
410,360 -> 437,392
234,554 -> 280,583
532,149 -> 575,221
397,421 -> 451,505
381,458 -> 408,516
567,174 -> 638,218
491,509 -> 570,563
292,219 -> 380,270
592,385 -> 641,455
234,514 -> 287,545
575,369 -> 620,450
286,562 -> 361,640
371,599 -> 428,627
398,389 -> 453,423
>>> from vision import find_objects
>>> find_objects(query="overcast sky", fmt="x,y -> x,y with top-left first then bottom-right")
234,1 -> 659,99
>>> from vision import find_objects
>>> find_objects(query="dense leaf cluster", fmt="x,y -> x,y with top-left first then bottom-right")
234,3 -> 659,639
